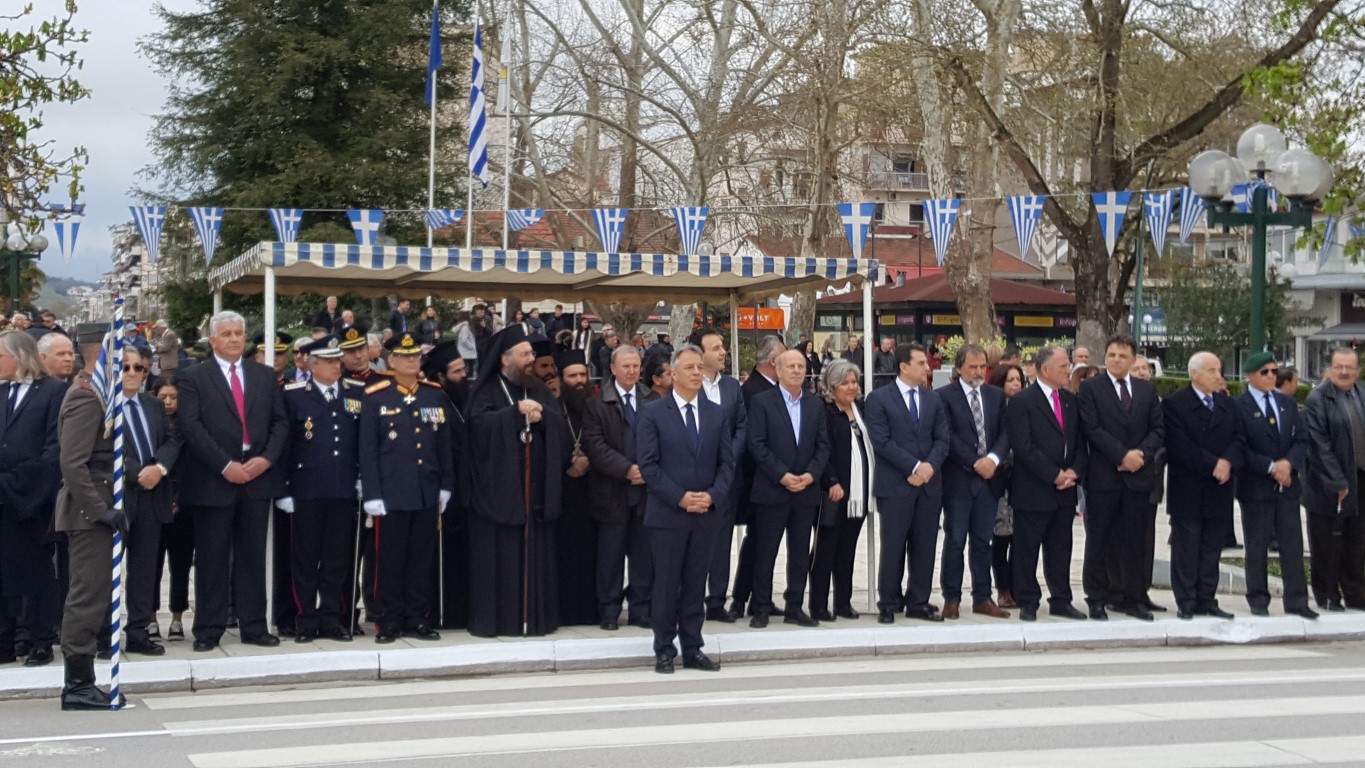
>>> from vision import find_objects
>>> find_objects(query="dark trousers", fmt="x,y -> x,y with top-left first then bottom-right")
1169,514 -> 1230,612
124,509 -> 164,643
1011,506 -> 1075,611
992,534 -> 1013,594
752,502 -> 818,615
1082,488 -> 1147,607
271,507 -> 296,632
809,512 -> 865,613
650,522 -> 719,659
705,512 -> 737,610
373,508 -> 438,633
156,508 -> 194,614
728,526 -> 759,608
1307,511 -> 1365,607
595,509 -> 652,624
343,516 -> 377,630
1241,497 -> 1309,612
189,493 -> 271,643
60,527 -> 112,658
291,499 -> 355,633
876,493 -> 941,612
941,490 -> 998,604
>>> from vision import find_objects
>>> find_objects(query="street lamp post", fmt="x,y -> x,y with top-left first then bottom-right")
0,210 -> 49,314
1186,124 -> 1332,354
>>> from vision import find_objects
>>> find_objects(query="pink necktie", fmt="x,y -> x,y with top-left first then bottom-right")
1051,389 -> 1064,433
229,363 -> 250,446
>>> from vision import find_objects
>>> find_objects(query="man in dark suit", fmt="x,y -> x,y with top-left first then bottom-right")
937,344 -> 1010,620
1077,334 -> 1164,621
312,296 -> 343,334
723,334 -> 781,620
693,329 -> 747,623
864,342 -> 949,623
175,311 -> 290,651
1004,344 -> 1087,622
0,330 -> 67,667
638,344 -> 734,674
1236,351 -> 1315,619
1303,346 -> 1365,612
388,298 -> 411,335
1164,351 -> 1244,620
747,349 -> 830,627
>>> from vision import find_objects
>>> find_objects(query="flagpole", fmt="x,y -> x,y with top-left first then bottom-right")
466,15 -> 480,252
427,0 -> 439,249
500,7 -> 512,253
109,294 -> 126,711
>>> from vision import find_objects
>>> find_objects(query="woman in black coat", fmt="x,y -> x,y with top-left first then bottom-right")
987,363 -> 1024,607
808,358 -> 874,621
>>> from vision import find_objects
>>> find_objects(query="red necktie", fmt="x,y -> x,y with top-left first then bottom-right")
229,363 -> 250,446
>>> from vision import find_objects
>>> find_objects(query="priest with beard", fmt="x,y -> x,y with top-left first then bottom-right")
465,326 -> 571,637
555,349 -> 600,625
422,341 -> 472,628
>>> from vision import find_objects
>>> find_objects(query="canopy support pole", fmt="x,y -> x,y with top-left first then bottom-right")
212,290 -> 222,315
862,268 -> 876,613
729,289 -> 740,578
264,266 -> 276,368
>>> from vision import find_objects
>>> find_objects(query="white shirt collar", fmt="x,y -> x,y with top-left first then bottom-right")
673,389 -> 699,413
1192,384 -> 1213,401
780,386 -> 802,405
1037,380 -> 1057,401
615,381 -> 634,401
958,378 -> 981,397
1107,371 -> 1128,389
895,377 -> 918,399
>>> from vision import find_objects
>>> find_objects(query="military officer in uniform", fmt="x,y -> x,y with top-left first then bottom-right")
359,331 -> 455,643
339,324 -> 375,631
340,326 -> 375,384
276,336 -> 365,642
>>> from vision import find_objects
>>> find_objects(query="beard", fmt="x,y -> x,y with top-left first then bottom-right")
504,362 -> 535,388
443,378 -> 470,409
560,379 -> 590,413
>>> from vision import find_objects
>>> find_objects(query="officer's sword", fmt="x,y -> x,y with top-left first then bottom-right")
350,486 -> 363,637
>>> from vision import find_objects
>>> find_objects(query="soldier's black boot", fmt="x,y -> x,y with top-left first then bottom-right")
60,654 -> 112,711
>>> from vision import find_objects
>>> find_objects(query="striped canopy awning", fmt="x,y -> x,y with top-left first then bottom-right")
210,242 -> 880,302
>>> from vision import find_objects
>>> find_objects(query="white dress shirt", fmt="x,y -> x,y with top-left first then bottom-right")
957,378 -> 1000,466
893,377 -> 923,475
673,390 -> 701,433
701,373 -> 723,405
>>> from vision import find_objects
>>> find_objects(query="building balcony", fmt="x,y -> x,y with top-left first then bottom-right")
862,171 -> 930,191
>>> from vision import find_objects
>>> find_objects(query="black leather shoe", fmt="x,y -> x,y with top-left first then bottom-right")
904,608 -> 943,623
811,608 -> 836,622
877,609 -> 895,624
835,606 -> 860,620
1205,607 -> 1234,620
628,617 -> 652,629
294,630 -> 318,644
1050,605 -> 1087,620
277,625 -> 296,638
1124,606 -> 1154,622
23,647 -> 53,666
728,600 -> 745,619
654,654 -> 674,674
1146,601 -> 1168,612
324,627 -> 354,641
15,642 -> 31,657
599,620 -> 619,631
784,610 -> 819,627
706,606 -> 736,623
1177,609 -> 1195,620
1249,607 -> 1270,617
1020,606 -> 1037,622
749,613 -> 769,628
192,639 -> 219,652
1328,600 -> 1346,612
1088,605 -> 1109,621
1290,607 -> 1320,620
403,625 -> 441,641
241,633 -> 281,647
375,632 -> 400,644
125,639 -> 166,656
683,653 -> 720,672
1345,600 -> 1365,611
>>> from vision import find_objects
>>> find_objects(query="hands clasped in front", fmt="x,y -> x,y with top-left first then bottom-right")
680,491 -> 713,513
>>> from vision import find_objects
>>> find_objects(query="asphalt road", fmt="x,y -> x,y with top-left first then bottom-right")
4,642 -> 1365,767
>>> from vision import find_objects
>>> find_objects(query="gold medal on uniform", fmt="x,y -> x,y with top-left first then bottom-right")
304,416 -> 314,440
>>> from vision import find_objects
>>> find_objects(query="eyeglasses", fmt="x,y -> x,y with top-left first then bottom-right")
1258,367 -> 1279,376
122,364 -> 147,373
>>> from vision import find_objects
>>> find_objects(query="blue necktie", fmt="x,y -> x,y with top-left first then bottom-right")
907,388 -> 920,426
126,398 -> 154,465
1203,394 -> 1214,412
684,402 -> 699,453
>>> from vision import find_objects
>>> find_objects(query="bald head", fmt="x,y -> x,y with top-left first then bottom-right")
776,349 -> 807,394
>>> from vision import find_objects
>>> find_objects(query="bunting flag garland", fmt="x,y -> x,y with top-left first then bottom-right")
423,209 -> 463,231
187,207 -> 225,265
1006,195 -> 1046,263
505,208 -> 543,232
1319,216 -> 1338,267
467,20 -> 490,188
268,208 -> 303,243
592,207 -> 629,253
129,205 -> 167,264
921,198 -> 960,266
346,209 -> 385,245
671,206 -> 708,256
1143,191 -> 1173,256
837,202 -> 876,260
48,203 -> 84,263
1177,186 -> 1205,244
1091,191 -> 1131,257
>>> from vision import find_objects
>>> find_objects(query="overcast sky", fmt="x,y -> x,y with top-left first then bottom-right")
30,0 -> 197,282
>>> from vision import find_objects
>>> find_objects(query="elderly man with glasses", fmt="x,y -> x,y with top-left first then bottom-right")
1303,346 -> 1365,612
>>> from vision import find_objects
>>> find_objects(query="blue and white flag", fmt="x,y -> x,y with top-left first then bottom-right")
837,202 -> 876,259
671,206 -> 709,256
592,207 -> 629,253
1319,216 -> 1339,267
347,209 -> 385,245
467,20 -> 490,188
129,205 -> 167,264
425,3 -> 443,106
505,208 -> 543,232
268,208 -> 303,243
1350,219 -> 1365,240
1177,186 -> 1205,244
48,203 -> 84,263
1006,195 -> 1045,263
1143,191 -> 1173,256
921,198 -> 960,266
424,209 -> 463,231
1229,183 -> 1251,214
186,206 -> 224,265
1091,191 -> 1131,257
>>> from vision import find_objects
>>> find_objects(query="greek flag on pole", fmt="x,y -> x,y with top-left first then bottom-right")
467,20 -> 490,188
129,205 -> 167,264
671,206 -> 708,256
1143,191 -> 1173,256
1178,186 -> 1205,244
424,209 -> 463,231
505,208 -> 543,231
921,198 -> 960,266
592,208 -> 629,253
1006,195 -> 1045,263
1319,216 -> 1339,267
48,203 -> 84,263
1091,191 -> 1131,257
268,208 -> 303,243
187,207 -> 225,265
837,202 -> 876,259
347,209 -> 385,245
425,3 -> 443,106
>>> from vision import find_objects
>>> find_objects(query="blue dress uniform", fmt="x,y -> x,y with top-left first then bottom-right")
359,332 -> 455,642
278,335 -> 364,642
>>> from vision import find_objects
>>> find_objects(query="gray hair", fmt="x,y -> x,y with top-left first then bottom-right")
37,332 -> 69,356
1036,344 -> 1068,373
0,330 -> 45,380
611,344 -> 641,364
820,358 -> 861,402
209,310 -> 246,337
1186,351 -> 1212,376
756,335 -> 784,366
671,343 -> 704,367
602,329 -> 618,340
366,332 -> 383,345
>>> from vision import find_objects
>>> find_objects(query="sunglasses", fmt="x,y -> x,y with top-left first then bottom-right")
123,363 -> 147,373
1258,367 -> 1279,376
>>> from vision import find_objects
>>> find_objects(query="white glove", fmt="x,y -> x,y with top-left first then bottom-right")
355,479 -> 363,499
276,497 -> 295,514
363,499 -> 387,517
439,489 -> 451,513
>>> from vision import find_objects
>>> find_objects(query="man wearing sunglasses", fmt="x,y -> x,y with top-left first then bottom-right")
1235,351 -> 1315,619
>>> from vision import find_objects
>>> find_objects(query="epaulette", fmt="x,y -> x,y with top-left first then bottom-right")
343,378 -> 366,388
284,380 -> 309,391
365,379 -> 392,395
420,379 -> 441,388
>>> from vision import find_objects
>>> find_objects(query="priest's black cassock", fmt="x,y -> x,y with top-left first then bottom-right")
555,351 -> 599,626
424,341 -> 472,629
465,328 -> 571,637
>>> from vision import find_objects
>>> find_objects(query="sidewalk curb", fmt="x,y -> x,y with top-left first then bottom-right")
4,614 -> 1363,702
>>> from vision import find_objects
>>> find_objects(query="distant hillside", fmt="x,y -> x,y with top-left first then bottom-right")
37,276 -> 97,318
